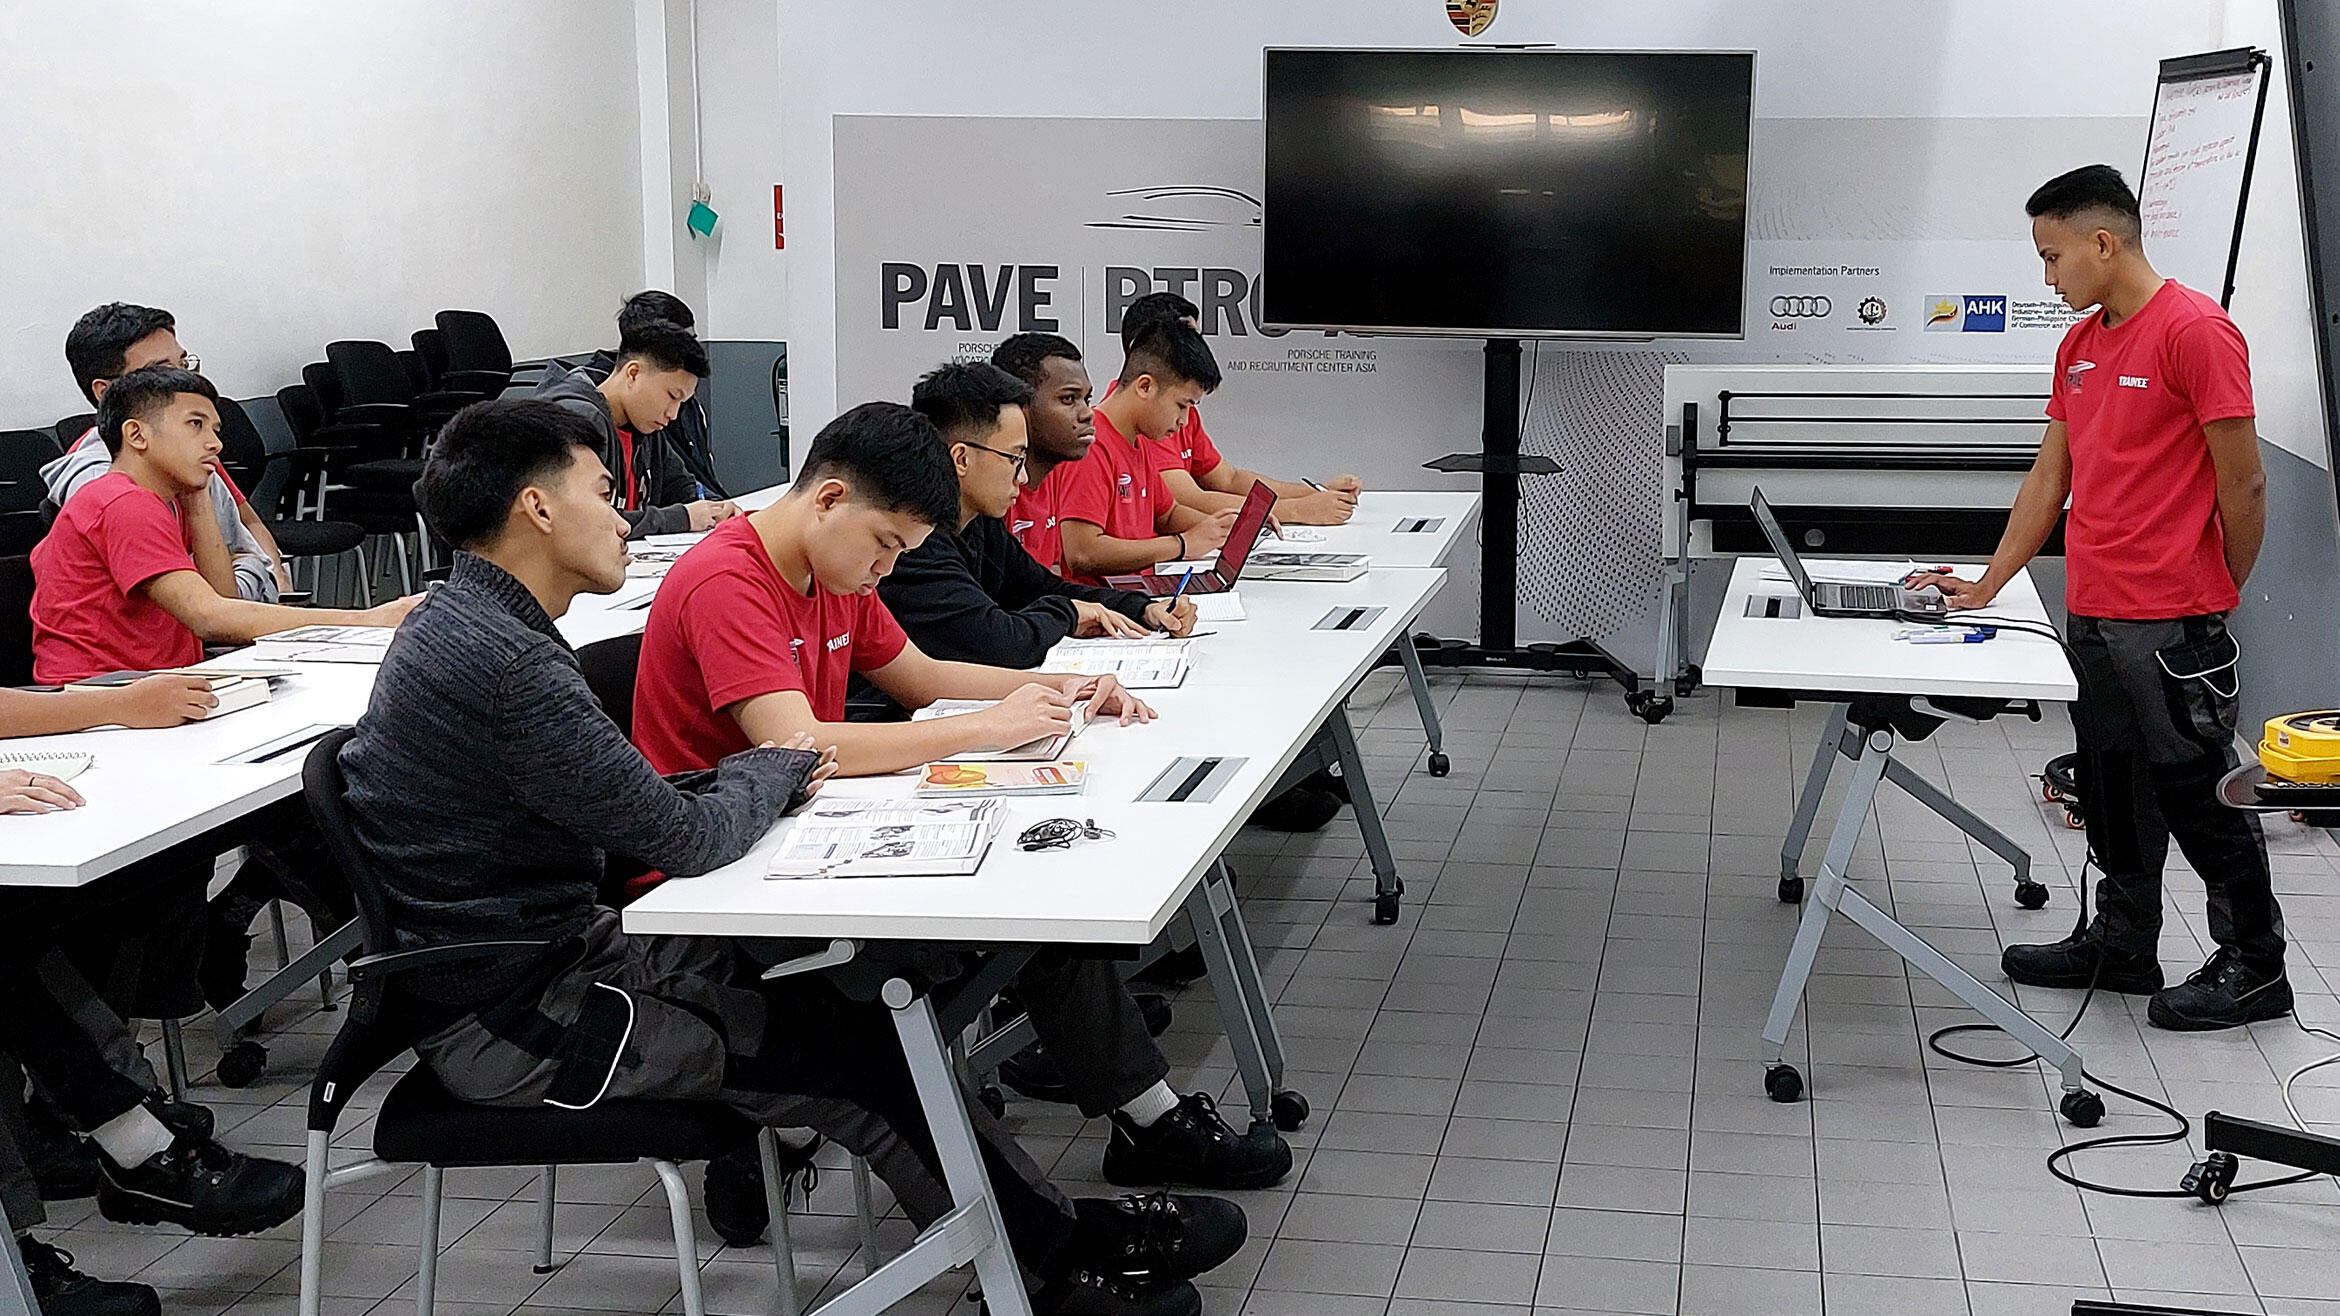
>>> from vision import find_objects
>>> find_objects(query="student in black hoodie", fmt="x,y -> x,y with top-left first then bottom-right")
580,292 -> 730,500
533,318 -> 737,539
880,362 -> 1195,667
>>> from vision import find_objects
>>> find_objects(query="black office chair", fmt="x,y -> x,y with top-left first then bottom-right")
0,429 -> 62,516
296,729 -> 798,1316
1,555 -> 35,688
327,339 -> 481,434
0,514 -> 41,559
52,414 -> 95,451
434,310 -> 520,395
215,397 -> 365,594
282,377 -> 424,598
577,633 -> 645,740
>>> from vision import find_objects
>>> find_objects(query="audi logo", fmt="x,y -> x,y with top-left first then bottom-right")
1770,295 -> 1832,318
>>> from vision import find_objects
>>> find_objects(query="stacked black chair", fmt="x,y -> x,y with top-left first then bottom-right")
295,729 -> 799,1316
1,554 -> 35,687
277,382 -> 415,601
0,429 -> 62,516
432,310 -> 520,395
52,413 -> 95,450
215,397 -> 365,593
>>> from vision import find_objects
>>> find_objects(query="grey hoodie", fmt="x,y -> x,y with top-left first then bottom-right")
41,431 -> 281,602
531,366 -> 693,539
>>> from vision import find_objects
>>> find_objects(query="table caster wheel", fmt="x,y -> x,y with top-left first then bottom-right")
216,1041 -> 268,1089
2182,1151 -> 2238,1205
1764,1064 -> 1803,1103
1778,874 -> 1804,904
1373,892 -> 1400,925
2063,804 -> 2086,829
2014,881 -> 2050,910
2060,1090 -> 2105,1128
1676,664 -> 1703,697
1635,696 -> 1674,725
1427,751 -> 1450,777
977,1085 -> 1006,1119
1271,1090 -> 1310,1132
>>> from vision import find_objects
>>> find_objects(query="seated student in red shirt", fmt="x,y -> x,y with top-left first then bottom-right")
990,332 -> 1098,575
29,366 -> 417,686
1057,323 -> 1241,587
1111,293 -> 1363,526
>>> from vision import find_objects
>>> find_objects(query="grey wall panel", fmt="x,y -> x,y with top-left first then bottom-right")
2236,441 -> 2340,728
703,339 -> 789,495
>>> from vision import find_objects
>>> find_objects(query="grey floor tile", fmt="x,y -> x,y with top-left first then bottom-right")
1393,1246 -> 1542,1305
1677,1263 -> 1819,1316
1409,1199 -> 1553,1254
1534,1254 -> 1681,1314
1255,1237 -> 1409,1298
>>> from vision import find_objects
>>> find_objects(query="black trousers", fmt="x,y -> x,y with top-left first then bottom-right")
2070,612 -> 2285,972
0,1057 -> 41,1235
1008,951 -> 1169,1119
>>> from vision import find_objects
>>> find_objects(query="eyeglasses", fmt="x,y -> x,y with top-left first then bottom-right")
962,441 -> 1028,480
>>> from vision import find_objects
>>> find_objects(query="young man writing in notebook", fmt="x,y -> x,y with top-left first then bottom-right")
1113,293 -> 1363,525
534,318 -> 739,539
880,360 -> 1194,669
344,398 -> 1236,1316
1057,323 -> 1241,587
991,332 -> 1098,575
1918,165 -> 2287,1031
29,367 -> 417,685
633,402 -> 1292,1195
47,302 -> 288,600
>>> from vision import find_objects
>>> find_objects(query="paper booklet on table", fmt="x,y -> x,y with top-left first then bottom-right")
1042,638 -> 1191,689
1195,592 -> 1245,623
256,624 -> 395,647
1242,552 -> 1369,582
767,797 -> 1006,878
912,698 -> 1089,761
915,760 -> 1087,798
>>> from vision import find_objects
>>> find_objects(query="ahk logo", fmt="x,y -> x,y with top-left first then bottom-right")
1924,295 -> 2007,333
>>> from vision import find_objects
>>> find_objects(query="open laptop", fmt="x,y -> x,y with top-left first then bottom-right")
1105,480 -> 1277,597
1749,487 -> 1947,619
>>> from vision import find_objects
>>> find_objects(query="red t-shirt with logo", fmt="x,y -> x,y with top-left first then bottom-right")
1099,379 -> 1226,479
29,472 -> 207,683
631,516 -> 910,772
1055,411 -> 1177,585
2046,280 -> 2253,619
1008,468 -> 1066,575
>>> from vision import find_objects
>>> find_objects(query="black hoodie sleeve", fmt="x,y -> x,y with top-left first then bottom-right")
987,519 -> 1154,622
878,526 -> 1081,669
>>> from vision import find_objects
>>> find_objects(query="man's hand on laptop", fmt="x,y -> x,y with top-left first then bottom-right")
1181,509 -> 1242,558
1908,571 -> 1998,610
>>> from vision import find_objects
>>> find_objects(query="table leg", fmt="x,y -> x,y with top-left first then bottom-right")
1391,638 -> 1449,777
1779,703 -> 1850,901
0,1225 -> 35,1316
880,979 -> 1033,1316
1186,863 -> 1297,1134
1878,758 -> 2035,886
1325,707 -> 1405,924
1761,729 -> 1888,1074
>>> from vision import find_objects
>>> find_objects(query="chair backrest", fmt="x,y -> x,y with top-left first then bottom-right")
301,362 -> 347,421
411,328 -> 451,387
0,512 -> 43,558
396,348 -> 433,396
53,414 -> 95,450
328,340 -> 416,409
577,632 -> 644,740
0,555 -> 36,688
214,397 -> 273,493
303,728 -> 396,960
0,429 -> 63,515
436,310 -> 513,374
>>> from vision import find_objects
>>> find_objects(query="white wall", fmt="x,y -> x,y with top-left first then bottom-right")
0,1 -> 646,425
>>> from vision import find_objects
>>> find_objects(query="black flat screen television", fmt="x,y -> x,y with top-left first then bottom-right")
1262,48 -> 1754,339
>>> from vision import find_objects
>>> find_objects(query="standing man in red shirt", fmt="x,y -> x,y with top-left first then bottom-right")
1920,165 -> 2286,1030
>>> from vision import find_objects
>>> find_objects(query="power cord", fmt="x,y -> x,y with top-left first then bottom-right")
1894,605 -> 2330,1198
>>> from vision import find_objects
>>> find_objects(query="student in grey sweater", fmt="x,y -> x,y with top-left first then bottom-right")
342,399 -> 1228,1316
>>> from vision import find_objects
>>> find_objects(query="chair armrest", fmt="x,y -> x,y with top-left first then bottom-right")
346,939 -> 552,983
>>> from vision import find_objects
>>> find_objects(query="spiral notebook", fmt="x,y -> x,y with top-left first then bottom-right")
0,750 -> 95,782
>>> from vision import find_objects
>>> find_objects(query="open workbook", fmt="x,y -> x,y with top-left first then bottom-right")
1042,638 -> 1191,689
912,698 -> 1090,760
766,797 -> 1007,878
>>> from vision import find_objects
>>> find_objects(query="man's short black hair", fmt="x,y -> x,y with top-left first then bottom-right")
66,303 -> 177,404
419,399 -> 600,550
95,365 -> 217,455
619,290 -> 696,337
1120,320 -> 1222,393
615,317 -> 710,378
2026,165 -> 2142,242
1120,292 -> 1200,350
911,361 -> 1035,445
791,401 -> 959,528
991,333 -> 1083,387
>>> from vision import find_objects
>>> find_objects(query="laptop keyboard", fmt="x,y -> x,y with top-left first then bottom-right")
1834,583 -> 1901,611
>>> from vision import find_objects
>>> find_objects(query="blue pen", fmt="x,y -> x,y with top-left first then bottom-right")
1169,566 -> 1199,606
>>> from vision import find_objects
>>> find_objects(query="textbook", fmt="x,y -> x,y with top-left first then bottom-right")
1042,638 -> 1191,689
70,671 -> 275,719
912,698 -> 1090,761
915,760 -> 1087,798
0,750 -> 94,781
253,623 -> 399,664
766,797 -> 1005,878
1242,552 -> 1370,582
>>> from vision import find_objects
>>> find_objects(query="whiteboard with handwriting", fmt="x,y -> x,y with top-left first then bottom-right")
2137,60 -> 2268,304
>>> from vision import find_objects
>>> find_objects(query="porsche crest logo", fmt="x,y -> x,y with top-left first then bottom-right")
1445,0 -> 1498,36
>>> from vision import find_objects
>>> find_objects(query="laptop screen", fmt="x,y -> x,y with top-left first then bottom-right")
1212,481 -> 1279,583
1747,488 -> 1818,605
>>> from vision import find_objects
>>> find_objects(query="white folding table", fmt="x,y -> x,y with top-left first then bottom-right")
1702,558 -> 2107,1127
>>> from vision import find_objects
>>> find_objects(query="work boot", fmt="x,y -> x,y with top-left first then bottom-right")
1034,1270 -> 1201,1316
18,1236 -> 160,1316
2148,949 -> 2294,1031
95,1133 -> 303,1237
1103,1092 -> 1292,1191
27,1098 -> 211,1202
2001,929 -> 2162,994
701,1134 -> 824,1247
1073,1191 -> 1247,1282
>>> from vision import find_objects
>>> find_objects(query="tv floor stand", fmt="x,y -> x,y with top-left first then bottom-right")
1413,338 -> 1659,713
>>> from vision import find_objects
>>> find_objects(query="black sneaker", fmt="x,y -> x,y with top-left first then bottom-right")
95,1135 -> 303,1237
1132,946 -> 1207,989
25,1117 -> 98,1203
999,1042 -> 1074,1105
1073,1191 -> 1247,1282
1248,786 -> 1342,833
19,1236 -> 161,1316
702,1135 -> 823,1247
1103,1092 -> 1292,1191
2148,949 -> 2295,1032
152,1098 -> 215,1145
1035,1269 -> 1201,1316
2002,930 -> 2162,994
